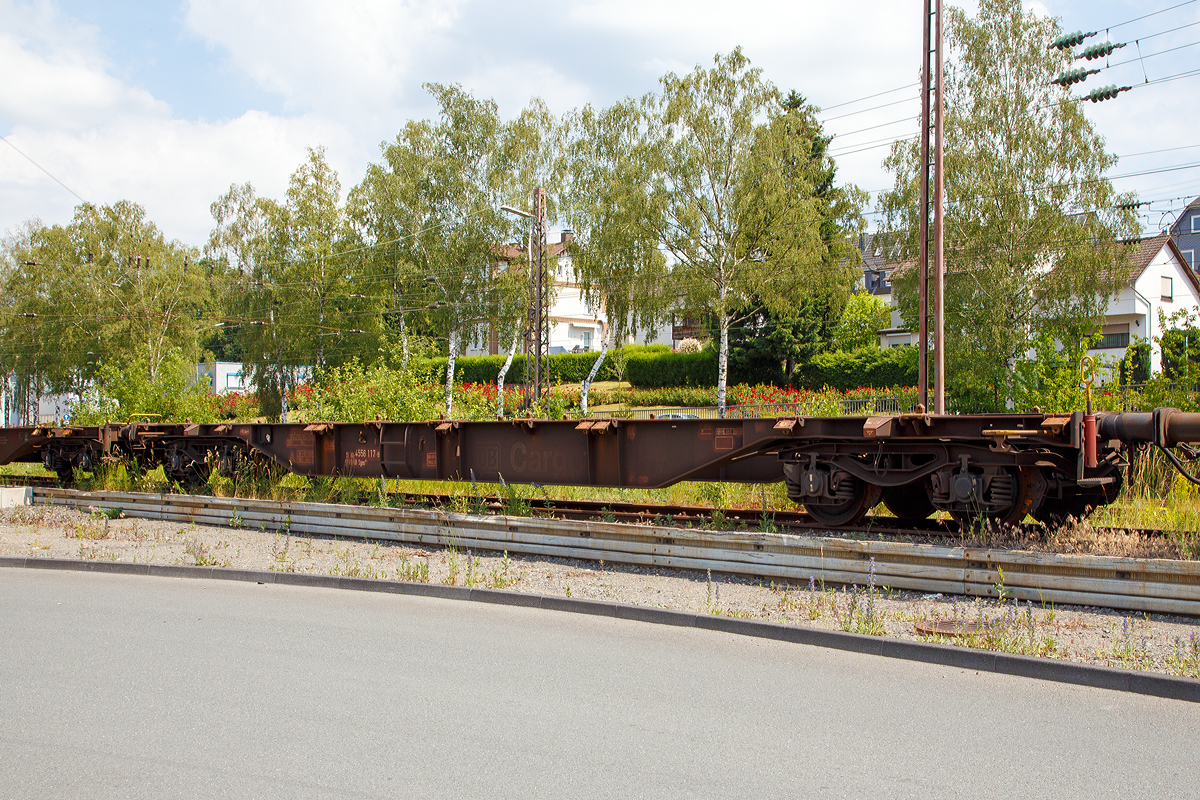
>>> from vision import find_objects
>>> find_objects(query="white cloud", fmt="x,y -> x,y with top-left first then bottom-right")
0,0 -> 362,245
1,111 -> 356,244
5,0 -> 1192,248
183,0 -> 466,118
455,59 -> 595,119
0,0 -> 168,130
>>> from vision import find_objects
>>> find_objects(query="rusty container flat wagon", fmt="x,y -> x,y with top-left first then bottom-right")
3,407 -> 1199,529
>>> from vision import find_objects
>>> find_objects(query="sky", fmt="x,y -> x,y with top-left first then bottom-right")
3,0 -> 1199,247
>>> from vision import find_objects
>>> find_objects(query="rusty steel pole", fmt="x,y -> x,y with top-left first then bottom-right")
933,0 -> 946,415
529,187 -> 549,405
918,0 -> 932,413
524,213 -> 537,409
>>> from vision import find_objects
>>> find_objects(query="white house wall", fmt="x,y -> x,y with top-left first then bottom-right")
1088,244 -> 1200,375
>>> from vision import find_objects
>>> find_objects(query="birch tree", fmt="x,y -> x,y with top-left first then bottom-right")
642,50 -> 863,416
2,201 -> 206,405
876,0 -> 1140,410
361,84 -> 529,416
562,97 -> 670,414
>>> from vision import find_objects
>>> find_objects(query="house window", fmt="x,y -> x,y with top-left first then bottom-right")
226,372 -> 244,390
582,331 -> 591,350
1191,215 -> 1200,234
1098,323 -> 1129,350
1185,250 -> 1196,269
1162,276 -> 1174,302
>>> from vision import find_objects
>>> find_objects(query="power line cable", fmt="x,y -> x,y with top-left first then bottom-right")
1107,0 -> 1198,31
814,83 -> 919,113
819,94 -> 920,122
0,136 -> 87,205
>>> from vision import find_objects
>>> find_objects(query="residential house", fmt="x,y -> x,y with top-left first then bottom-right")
856,233 -> 914,348
1168,197 -> 1200,272
469,230 -> 674,357
466,231 -> 605,356
1089,231 -> 1200,374
857,230 -> 1200,376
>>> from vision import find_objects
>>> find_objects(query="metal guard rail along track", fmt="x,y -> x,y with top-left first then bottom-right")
33,487 -> 1200,617
5,407 -> 1200,529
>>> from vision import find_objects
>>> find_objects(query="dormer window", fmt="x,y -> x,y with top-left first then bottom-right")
1162,276 -> 1174,302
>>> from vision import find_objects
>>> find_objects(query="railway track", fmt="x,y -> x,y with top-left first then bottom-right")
24,486 -> 1200,616
0,475 -> 58,489
0,475 -> 1179,543
389,491 -> 960,539
385,491 -> 1185,543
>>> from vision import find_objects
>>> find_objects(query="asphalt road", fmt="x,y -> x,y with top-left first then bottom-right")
1,570 -> 1197,799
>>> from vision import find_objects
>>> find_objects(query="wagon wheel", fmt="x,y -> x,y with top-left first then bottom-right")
950,466 -> 1035,530
804,474 -> 883,528
881,480 -> 935,521
165,444 -> 210,489
1033,468 -> 1123,528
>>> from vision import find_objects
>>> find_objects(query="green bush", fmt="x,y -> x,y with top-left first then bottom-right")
794,346 -> 918,391
625,349 -> 718,388
295,359 -> 443,422
416,343 -> 674,387
71,347 -> 220,424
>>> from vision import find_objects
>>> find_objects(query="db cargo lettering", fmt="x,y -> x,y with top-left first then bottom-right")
510,443 -> 568,476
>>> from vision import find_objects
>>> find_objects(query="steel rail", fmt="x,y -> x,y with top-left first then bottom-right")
30,487 -> 1200,617
1,477 -> 1177,540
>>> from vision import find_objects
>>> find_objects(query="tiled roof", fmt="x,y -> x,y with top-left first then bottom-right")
494,234 -> 572,263
1115,232 -> 1200,294
858,232 -> 901,273
1123,231 -> 1171,282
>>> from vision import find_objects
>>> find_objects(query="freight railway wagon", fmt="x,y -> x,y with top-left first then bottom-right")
3,408 -> 1199,528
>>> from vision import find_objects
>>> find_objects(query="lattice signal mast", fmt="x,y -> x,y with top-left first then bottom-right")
524,187 -> 552,407
918,0 -> 947,415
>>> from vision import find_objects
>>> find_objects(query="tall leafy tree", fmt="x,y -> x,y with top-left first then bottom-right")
561,96 -> 670,411
877,0 -> 1140,410
642,50 -> 863,415
355,84 -> 531,415
211,149 -> 385,416
2,201 -> 206,418
561,97 -> 670,348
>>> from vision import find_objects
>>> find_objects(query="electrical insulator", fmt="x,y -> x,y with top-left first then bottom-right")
1050,30 -> 1095,50
1078,41 -> 1125,61
1084,84 -> 1131,103
1053,67 -> 1100,87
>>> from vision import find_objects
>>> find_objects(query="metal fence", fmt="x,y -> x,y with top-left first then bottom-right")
595,397 -> 910,420
1095,383 -> 1200,413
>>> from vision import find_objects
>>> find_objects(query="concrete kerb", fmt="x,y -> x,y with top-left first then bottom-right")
2,557 -> 1198,703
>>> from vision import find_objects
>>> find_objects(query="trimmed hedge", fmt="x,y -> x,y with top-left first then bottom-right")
793,346 -> 918,391
418,343 -> 917,391
418,345 -> 673,386
623,345 -> 916,391
625,349 -> 718,388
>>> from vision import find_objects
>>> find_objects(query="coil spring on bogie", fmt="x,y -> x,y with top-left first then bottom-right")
832,474 -> 856,501
988,473 -> 1014,509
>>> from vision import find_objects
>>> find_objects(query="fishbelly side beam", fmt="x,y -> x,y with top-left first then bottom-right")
192,418 -> 789,488
188,413 -> 1085,489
